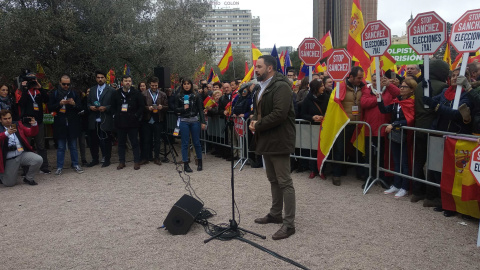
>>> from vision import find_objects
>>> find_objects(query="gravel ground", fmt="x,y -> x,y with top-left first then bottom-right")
1,145 -> 480,270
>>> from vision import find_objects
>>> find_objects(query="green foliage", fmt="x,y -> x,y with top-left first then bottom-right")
0,0 -> 213,89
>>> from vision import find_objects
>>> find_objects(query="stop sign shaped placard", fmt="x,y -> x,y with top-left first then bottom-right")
469,145 -> 480,185
408,11 -> 446,55
450,9 -> 480,53
298,38 -> 323,66
362,20 -> 391,57
327,49 -> 352,81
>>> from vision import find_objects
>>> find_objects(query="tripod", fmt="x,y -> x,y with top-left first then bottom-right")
204,116 -> 266,243
160,124 -> 178,163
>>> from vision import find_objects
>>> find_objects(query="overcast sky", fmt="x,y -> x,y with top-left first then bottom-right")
212,0 -> 479,49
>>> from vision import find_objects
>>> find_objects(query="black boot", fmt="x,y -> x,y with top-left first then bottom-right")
184,162 -> 193,173
197,159 -> 203,171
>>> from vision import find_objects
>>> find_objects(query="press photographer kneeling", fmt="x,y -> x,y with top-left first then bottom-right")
0,109 -> 43,187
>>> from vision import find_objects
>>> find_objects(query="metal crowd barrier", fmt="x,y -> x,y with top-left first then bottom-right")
363,124 -> 480,194
290,120 -> 373,183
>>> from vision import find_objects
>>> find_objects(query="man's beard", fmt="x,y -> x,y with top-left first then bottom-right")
257,72 -> 266,82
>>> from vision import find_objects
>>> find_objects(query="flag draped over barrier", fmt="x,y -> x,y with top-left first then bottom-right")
218,41 -> 233,75
441,137 -> 480,219
317,85 -> 350,171
351,124 -> 365,155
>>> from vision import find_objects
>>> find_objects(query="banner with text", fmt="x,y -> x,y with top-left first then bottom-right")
387,44 -> 423,65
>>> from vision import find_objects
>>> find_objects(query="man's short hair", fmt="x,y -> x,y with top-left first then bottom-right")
60,75 -> 70,80
349,66 -> 364,78
95,70 -> 106,77
149,76 -> 160,84
122,75 -> 132,81
287,69 -> 296,75
259,55 -> 277,71
0,109 -> 12,118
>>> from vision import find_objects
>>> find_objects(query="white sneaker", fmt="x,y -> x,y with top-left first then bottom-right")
74,165 -> 84,174
384,185 -> 399,194
55,168 -> 62,175
394,189 -> 408,198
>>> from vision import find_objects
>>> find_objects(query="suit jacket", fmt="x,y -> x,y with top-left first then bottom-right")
0,122 -> 38,173
142,89 -> 168,122
87,85 -> 116,131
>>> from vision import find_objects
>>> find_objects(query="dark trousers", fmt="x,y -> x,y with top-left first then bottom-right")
142,121 -> 163,160
117,127 -> 140,163
89,123 -> 112,162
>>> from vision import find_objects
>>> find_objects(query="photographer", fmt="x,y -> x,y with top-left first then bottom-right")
0,110 -> 43,187
17,71 -> 51,174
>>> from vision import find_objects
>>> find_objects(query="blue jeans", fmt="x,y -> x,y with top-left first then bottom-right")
57,137 -> 79,169
179,121 -> 202,162
391,141 -> 409,190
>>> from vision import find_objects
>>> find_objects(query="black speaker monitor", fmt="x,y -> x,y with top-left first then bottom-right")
154,66 -> 171,89
164,194 -> 203,235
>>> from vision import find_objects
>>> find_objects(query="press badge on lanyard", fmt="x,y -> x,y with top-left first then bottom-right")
352,105 -> 359,115
33,103 -> 39,111
121,104 -> 128,112
173,118 -> 180,137
17,145 -> 24,152
60,96 -> 67,113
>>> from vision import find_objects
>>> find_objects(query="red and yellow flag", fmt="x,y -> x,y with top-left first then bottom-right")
207,68 -> 220,84
242,66 -> 254,84
441,137 -> 480,218
319,31 -> 334,59
203,96 -> 217,108
350,124 -> 366,155
218,41 -> 233,75
443,43 -> 452,69
36,62 -> 53,90
252,43 -> 262,67
317,83 -> 350,171
347,0 -> 371,70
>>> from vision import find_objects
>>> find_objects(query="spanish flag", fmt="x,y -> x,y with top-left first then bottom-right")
319,31 -> 334,59
123,64 -> 130,76
252,43 -> 262,67
317,83 -> 350,171
350,124 -> 366,155
443,43 -> 452,69
218,41 -> 233,75
106,68 -> 116,84
242,66 -> 254,84
36,62 -> 53,90
314,62 -> 326,73
347,0 -> 371,70
441,137 -> 480,218
452,53 -> 463,70
200,61 -> 206,74
203,96 -> 217,108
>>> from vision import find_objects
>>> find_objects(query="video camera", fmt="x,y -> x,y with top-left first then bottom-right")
18,68 -> 38,90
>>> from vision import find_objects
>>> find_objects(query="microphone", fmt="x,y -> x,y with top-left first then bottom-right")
184,95 -> 189,105
93,101 -> 101,107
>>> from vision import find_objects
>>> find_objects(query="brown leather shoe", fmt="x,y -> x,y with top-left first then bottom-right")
153,158 -> 162,165
254,214 -> 282,224
139,160 -> 149,165
134,163 -> 140,170
117,163 -> 126,170
272,225 -> 296,240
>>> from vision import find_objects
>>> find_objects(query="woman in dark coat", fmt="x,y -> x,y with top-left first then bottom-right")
300,79 -> 330,179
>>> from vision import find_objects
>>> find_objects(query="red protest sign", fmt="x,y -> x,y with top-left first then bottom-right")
361,20 -> 391,57
408,11 -> 447,55
234,117 -> 245,137
327,49 -> 352,81
450,9 -> 480,53
470,145 -> 480,186
298,38 -> 323,66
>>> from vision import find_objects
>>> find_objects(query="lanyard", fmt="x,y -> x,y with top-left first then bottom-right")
28,90 -> 37,103
121,90 -> 129,102
149,90 -> 158,104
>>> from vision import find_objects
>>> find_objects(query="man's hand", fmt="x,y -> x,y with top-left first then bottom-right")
249,120 -> 257,132
68,98 -> 75,105
98,106 -> 106,112
385,124 -> 393,134
312,115 -> 323,122
29,117 -> 37,125
201,123 -> 207,130
90,106 -> 98,111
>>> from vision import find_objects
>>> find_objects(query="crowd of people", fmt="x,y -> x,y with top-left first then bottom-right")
1,59 -> 480,220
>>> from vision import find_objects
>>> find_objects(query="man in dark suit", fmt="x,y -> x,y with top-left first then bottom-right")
86,71 -> 115,168
48,75 -> 84,175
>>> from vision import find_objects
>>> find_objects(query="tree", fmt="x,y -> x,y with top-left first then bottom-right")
0,0 -> 213,90
216,48 -> 249,82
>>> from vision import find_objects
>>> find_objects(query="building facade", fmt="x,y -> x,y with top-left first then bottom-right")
200,8 -> 260,63
313,0 -> 377,47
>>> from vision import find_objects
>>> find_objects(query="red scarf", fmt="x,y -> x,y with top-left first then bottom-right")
391,96 -> 415,127
444,85 -> 462,101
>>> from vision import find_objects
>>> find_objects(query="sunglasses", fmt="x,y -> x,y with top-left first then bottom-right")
62,83 -> 71,86
399,85 -> 409,89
